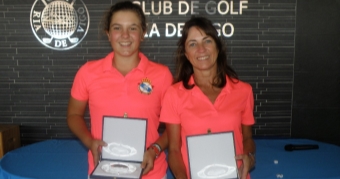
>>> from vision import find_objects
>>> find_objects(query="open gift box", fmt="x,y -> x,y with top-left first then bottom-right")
90,116 -> 147,179
186,131 -> 239,179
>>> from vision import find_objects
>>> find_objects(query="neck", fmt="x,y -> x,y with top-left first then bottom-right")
193,70 -> 222,104
193,69 -> 216,88
112,52 -> 140,76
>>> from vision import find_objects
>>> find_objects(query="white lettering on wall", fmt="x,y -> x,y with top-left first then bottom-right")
132,0 -> 248,38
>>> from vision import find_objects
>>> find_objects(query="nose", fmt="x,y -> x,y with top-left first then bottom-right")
121,28 -> 129,38
197,43 -> 206,52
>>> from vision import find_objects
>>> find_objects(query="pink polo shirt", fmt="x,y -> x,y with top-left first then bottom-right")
160,76 -> 255,179
71,52 -> 173,179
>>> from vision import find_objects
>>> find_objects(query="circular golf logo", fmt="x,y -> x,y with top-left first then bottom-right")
30,0 -> 90,50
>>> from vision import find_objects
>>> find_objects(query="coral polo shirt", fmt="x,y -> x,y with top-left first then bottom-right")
71,52 -> 173,179
160,76 -> 255,179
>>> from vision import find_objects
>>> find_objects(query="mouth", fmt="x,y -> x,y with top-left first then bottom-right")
197,56 -> 209,61
119,42 -> 132,46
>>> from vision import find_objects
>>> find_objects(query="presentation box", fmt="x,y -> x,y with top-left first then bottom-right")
90,116 -> 147,179
186,131 -> 239,179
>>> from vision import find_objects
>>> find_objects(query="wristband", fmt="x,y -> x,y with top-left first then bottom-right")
148,143 -> 162,158
248,152 -> 255,159
248,152 -> 256,162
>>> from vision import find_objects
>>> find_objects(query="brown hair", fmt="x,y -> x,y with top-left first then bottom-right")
175,16 -> 238,89
102,1 -> 146,33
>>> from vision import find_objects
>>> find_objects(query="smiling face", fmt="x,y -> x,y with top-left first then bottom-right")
185,26 -> 219,73
106,10 -> 145,58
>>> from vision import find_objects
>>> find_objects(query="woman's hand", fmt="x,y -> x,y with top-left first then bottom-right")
89,139 -> 107,166
235,153 -> 255,179
238,125 -> 256,179
141,148 -> 157,175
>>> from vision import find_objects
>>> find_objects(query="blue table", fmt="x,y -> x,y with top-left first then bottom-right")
1,138 -> 340,179
251,139 -> 340,179
0,139 -> 88,179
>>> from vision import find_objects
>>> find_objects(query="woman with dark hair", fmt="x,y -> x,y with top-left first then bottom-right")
67,1 -> 172,178
160,16 -> 256,179
175,17 -> 238,88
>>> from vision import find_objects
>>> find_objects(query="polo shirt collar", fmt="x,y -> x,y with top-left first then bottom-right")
102,52 -> 148,73
180,75 -> 234,94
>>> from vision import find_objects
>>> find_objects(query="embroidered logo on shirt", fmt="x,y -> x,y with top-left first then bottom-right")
138,78 -> 153,95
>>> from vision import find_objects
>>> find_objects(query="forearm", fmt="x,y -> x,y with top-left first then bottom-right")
241,125 -> 255,154
67,114 -> 93,148
153,128 -> 168,150
242,136 -> 256,172
165,123 -> 186,178
144,129 -> 168,161
169,151 -> 187,179
243,137 -> 256,154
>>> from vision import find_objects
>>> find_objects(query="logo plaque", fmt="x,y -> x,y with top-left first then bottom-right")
30,0 -> 90,50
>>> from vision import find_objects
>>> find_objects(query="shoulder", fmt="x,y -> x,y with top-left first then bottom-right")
234,80 -> 252,89
146,60 -> 171,73
84,59 -> 103,68
165,82 -> 185,94
78,57 -> 106,73
144,60 -> 173,85
228,77 -> 253,92
162,82 -> 184,105
139,52 -> 171,75
80,52 -> 113,71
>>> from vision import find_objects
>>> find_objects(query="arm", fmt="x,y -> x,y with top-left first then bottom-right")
141,69 -> 174,174
166,123 -> 187,179
235,125 -> 256,179
67,97 -> 106,166
141,124 -> 169,175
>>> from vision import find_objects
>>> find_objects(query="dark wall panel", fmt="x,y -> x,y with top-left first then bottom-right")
293,0 -> 340,146
0,0 -> 304,145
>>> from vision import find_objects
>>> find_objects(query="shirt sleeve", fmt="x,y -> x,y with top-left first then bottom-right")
159,66 -> 174,104
159,86 -> 181,124
70,63 -> 89,101
242,84 -> 255,125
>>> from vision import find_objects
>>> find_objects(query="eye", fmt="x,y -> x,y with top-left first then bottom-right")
129,25 -> 139,31
188,42 -> 196,47
204,39 -> 213,44
112,26 -> 120,30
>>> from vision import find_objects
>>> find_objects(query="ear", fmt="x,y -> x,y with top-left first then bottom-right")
184,51 -> 189,60
140,32 -> 146,41
106,31 -> 110,40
